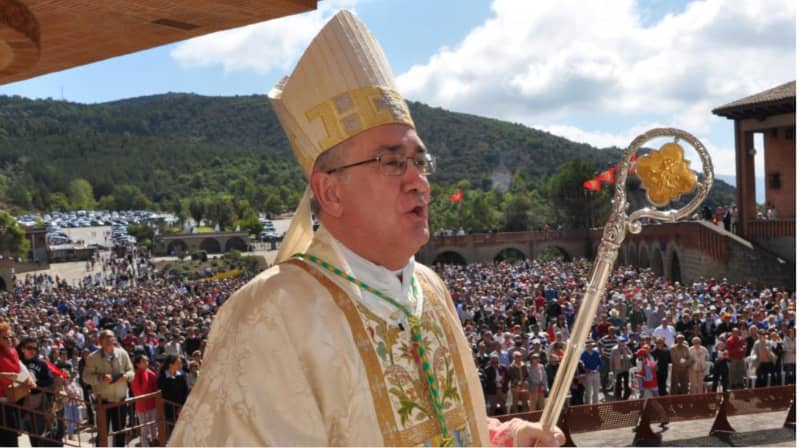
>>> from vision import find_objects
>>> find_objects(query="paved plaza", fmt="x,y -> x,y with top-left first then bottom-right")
570,410 -> 795,446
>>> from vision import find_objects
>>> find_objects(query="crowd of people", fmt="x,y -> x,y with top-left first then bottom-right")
0,249 -> 250,445
0,249 -> 795,443
435,259 -> 795,415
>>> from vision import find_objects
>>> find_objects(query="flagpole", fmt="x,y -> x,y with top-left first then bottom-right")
538,128 -> 714,434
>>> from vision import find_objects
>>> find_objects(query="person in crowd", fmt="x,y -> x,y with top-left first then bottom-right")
628,302 -> 647,333
580,340 -> 602,404
688,336 -> 710,394
636,348 -> 659,399
598,326 -> 618,396
527,353 -> 548,411
669,334 -> 692,395
131,354 -> 159,447
507,351 -> 529,413
701,311 -> 718,351
726,327 -> 748,389
482,354 -> 508,416
77,348 -> 94,426
63,372 -> 83,439
653,318 -> 676,348
158,354 -> 189,437
0,321 -> 36,447
610,337 -> 633,400
651,337 -> 671,396
17,336 -> 56,446
83,329 -> 134,447
186,360 -> 200,391
751,329 -> 777,388
783,327 -> 795,385
768,330 -> 783,386
711,340 -> 729,393
545,353 -> 561,392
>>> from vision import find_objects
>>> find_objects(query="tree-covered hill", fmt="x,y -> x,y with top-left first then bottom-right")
0,93 -> 735,231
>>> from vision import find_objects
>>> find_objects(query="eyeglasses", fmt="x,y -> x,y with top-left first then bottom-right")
326,151 -> 436,176
23,346 -> 37,351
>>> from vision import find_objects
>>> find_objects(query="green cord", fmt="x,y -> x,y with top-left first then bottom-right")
293,253 -> 453,445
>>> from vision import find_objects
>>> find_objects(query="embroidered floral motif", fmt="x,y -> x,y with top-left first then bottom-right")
355,299 -> 464,436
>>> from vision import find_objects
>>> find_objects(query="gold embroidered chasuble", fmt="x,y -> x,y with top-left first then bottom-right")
168,226 -> 490,446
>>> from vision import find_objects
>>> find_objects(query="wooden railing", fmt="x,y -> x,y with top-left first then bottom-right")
746,219 -> 795,239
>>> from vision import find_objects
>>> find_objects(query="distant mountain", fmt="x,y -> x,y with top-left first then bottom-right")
0,93 -> 735,213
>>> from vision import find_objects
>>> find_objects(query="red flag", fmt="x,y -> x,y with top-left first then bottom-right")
583,179 -> 601,192
45,359 -> 68,379
597,167 -> 615,184
448,189 -> 463,203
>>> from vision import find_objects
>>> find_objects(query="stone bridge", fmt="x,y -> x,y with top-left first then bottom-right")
417,229 -> 588,265
153,232 -> 252,256
418,220 -> 794,288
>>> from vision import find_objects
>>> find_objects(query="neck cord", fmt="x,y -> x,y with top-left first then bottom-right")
293,253 -> 453,445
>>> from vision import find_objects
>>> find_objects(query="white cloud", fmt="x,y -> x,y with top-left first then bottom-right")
538,123 -> 739,177
170,0 -> 358,74
397,0 -> 795,131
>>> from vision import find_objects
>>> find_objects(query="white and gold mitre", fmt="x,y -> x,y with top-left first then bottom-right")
269,9 -> 415,176
270,10 -> 415,263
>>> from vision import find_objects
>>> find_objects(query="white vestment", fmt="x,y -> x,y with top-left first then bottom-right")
169,226 -> 490,446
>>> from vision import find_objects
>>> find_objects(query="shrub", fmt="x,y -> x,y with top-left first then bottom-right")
191,250 -> 208,262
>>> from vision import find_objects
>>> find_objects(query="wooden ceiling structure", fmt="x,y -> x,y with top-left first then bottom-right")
0,0 -> 318,85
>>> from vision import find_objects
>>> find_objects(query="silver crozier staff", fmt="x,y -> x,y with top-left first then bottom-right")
538,127 -> 714,433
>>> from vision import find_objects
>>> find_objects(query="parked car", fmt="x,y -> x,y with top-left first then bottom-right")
259,230 -> 280,242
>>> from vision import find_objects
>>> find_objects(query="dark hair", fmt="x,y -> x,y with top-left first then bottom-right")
18,336 -> 37,351
160,354 -> 180,375
133,354 -> 149,366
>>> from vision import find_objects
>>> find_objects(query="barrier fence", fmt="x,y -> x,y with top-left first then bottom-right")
0,388 -> 183,447
500,385 -> 795,446
2,385 -> 793,446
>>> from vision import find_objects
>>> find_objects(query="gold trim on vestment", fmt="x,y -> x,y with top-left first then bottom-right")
285,259 -> 477,446
418,274 -> 482,443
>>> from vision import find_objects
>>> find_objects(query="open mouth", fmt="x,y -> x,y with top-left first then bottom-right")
410,206 -> 426,218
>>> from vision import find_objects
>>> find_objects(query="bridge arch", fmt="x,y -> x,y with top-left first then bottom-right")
665,243 -> 683,284
200,237 -> 222,254
669,251 -> 682,284
638,244 -> 650,269
167,239 -> 188,256
225,237 -> 248,252
625,243 -> 637,266
432,251 -> 468,265
651,249 -> 664,278
534,244 -> 571,261
495,247 -> 528,263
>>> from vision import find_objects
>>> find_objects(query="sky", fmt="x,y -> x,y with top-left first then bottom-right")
0,0 -> 796,200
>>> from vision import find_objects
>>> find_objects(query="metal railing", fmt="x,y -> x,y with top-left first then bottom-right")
0,387 -> 95,446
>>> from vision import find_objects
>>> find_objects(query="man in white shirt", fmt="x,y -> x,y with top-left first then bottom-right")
652,318 -> 676,348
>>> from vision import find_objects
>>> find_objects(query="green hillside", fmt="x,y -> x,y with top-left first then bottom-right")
0,93 -> 735,231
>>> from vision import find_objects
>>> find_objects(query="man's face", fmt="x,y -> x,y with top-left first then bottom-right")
318,124 -> 431,267
100,333 -> 115,351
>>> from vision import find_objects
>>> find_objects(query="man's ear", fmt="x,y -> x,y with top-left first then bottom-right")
310,171 -> 344,218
